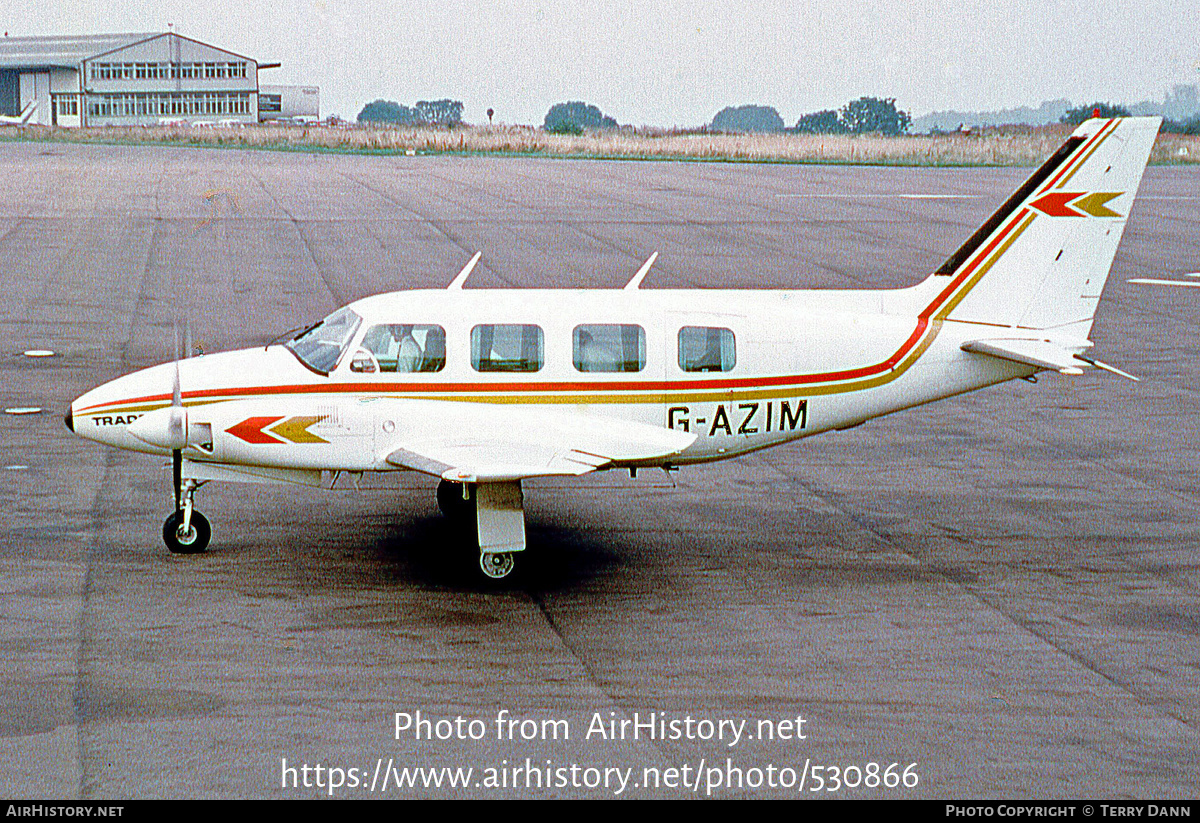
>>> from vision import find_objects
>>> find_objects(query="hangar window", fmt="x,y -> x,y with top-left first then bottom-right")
353,324 -> 446,374
53,95 -> 78,117
678,326 -> 736,372
471,324 -> 544,372
573,324 -> 646,373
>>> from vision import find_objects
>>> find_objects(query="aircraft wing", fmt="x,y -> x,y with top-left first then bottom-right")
379,399 -> 696,483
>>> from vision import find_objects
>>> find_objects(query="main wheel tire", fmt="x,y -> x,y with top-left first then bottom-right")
163,510 -> 211,554
479,551 -> 515,580
437,480 -> 475,519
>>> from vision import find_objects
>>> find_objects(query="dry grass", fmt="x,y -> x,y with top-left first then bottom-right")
4,122 -> 1197,165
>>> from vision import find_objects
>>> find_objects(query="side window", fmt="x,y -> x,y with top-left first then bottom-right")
352,324 -> 446,373
573,324 -> 646,373
678,326 -> 736,372
471,324 -> 544,372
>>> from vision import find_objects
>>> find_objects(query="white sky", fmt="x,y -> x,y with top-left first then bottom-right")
9,0 -> 1200,124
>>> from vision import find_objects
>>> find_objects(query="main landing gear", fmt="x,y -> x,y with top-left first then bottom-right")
437,479 -> 524,581
163,476 -> 210,554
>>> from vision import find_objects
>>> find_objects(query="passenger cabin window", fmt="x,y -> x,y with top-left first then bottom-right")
471,324 -> 544,372
352,324 -> 446,373
573,324 -> 646,373
678,326 -> 736,372
284,307 -> 362,375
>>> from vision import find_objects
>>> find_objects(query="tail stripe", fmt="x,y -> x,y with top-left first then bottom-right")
936,214 -> 1038,322
1046,118 -> 1120,190
935,135 -> 1085,276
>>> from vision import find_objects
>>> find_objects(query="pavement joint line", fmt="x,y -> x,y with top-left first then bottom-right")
524,589 -> 677,769
754,453 -> 1200,735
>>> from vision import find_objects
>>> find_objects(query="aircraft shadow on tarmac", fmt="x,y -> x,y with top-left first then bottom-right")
358,514 -> 621,593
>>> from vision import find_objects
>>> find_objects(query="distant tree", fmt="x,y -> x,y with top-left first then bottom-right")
415,98 -> 464,126
792,109 -> 847,134
1162,117 -> 1200,135
1060,102 -> 1131,125
710,104 -> 785,133
357,99 -> 421,125
544,101 -> 618,133
839,97 -> 911,135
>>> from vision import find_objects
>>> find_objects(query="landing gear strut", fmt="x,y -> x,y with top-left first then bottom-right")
436,479 -> 475,519
163,477 -> 210,554
436,479 -> 524,580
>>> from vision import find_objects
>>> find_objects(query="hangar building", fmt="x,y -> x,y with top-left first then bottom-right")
259,84 -> 320,123
0,32 -> 316,126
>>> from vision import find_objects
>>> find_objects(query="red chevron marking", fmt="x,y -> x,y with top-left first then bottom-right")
226,415 -> 286,444
1028,191 -> 1083,217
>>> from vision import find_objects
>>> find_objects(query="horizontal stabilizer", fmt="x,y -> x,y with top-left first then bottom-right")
961,338 -> 1092,375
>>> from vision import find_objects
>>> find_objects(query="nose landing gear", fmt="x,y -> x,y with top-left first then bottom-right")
163,477 -> 210,554
163,509 -> 211,553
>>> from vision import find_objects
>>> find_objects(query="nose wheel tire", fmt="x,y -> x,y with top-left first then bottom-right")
163,510 -> 211,554
479,551 -> 515,580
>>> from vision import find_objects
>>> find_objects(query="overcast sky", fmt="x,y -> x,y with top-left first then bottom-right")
14,0 -> 1200,124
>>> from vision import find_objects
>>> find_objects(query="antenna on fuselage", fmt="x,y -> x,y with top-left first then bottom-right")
623,252 -> 659,290
447,251 -> 482,290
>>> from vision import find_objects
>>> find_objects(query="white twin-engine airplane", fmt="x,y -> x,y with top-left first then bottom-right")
67,117 -> 1161,580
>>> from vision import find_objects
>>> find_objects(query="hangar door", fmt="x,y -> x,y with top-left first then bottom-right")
0,70 -> 18,116
18,72 -> 50,124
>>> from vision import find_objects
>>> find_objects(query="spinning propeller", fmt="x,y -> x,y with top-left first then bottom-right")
126,318 -> 210,552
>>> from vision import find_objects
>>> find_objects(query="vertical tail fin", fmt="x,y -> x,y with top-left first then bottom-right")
937,117 -> 1160,336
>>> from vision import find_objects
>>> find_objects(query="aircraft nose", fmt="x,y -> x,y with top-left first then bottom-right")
64,407 -> 74,432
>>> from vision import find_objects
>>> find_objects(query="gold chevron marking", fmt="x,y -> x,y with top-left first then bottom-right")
1072,191 -> 1123,218
269,415 -> 329,444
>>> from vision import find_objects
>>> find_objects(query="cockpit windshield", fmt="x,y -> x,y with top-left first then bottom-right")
283,307 -> 362,375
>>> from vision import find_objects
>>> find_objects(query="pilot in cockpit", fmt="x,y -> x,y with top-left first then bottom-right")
358,323 -> 427,373
395,325 -> 422,372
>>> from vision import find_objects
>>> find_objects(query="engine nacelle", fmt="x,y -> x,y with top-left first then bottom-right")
127,405 -> 188,450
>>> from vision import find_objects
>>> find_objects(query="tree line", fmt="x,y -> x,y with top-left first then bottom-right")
357,96 -> 913,135
1061,102 -> 1199,133
538,97 -> 914,135
358,95 -> 1198,135
358,99 -> 464,126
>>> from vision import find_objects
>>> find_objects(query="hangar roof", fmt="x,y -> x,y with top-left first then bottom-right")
0,33 -> 161,69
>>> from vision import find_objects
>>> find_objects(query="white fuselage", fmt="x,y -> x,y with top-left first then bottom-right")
69,280 -> 1032,473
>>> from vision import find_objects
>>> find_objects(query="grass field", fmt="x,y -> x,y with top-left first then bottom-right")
4,122 -> 1197,165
